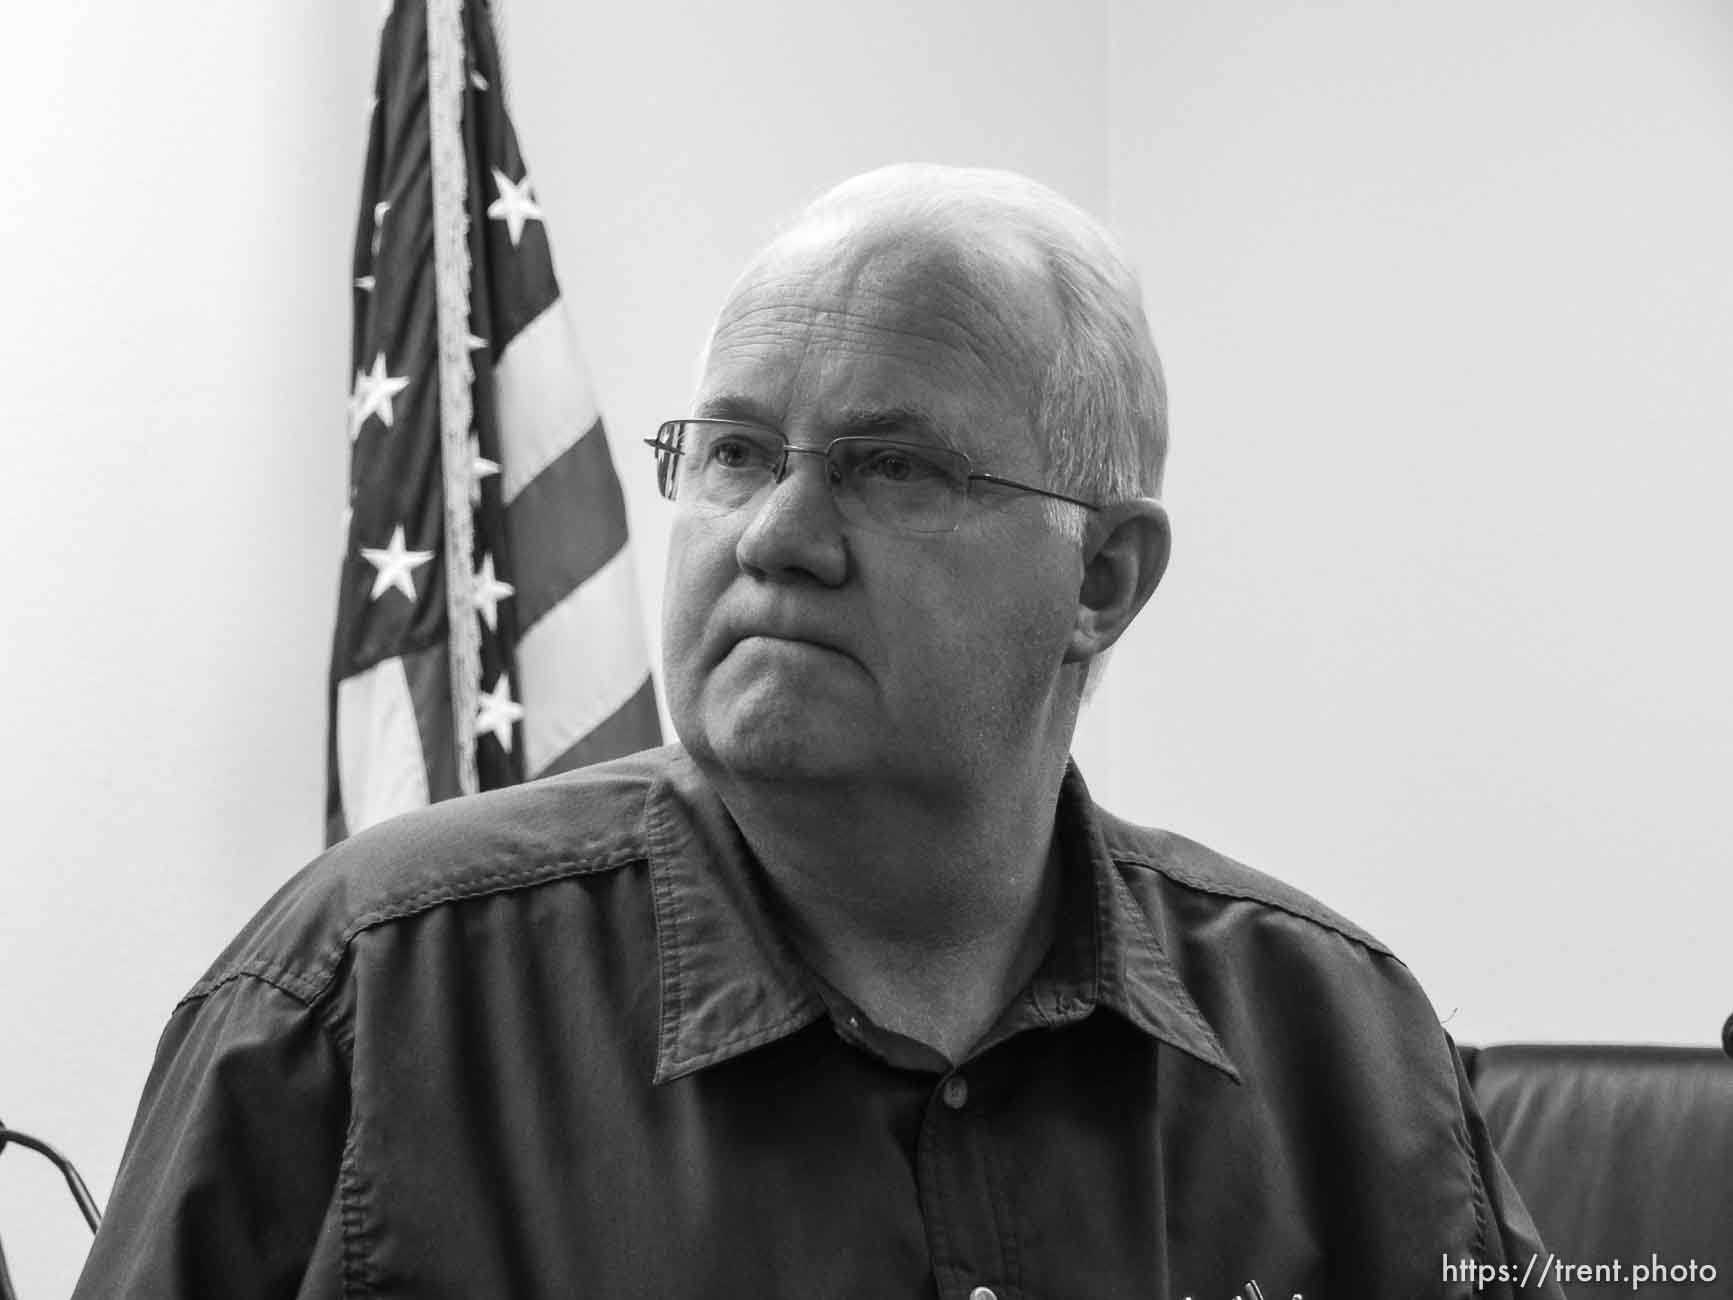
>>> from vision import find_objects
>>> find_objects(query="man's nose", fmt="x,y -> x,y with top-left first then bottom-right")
734,448 -> 848,586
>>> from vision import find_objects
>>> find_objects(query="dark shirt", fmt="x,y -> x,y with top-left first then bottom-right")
75,745 -> 1559,1299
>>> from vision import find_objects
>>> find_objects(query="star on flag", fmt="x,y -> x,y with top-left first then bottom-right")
475,674 -> 525,752
471,553 -> 515,632
359,523 -> 435,602
486,168 -> 543,247
371,200 -> 391,256
468,432 -> 500,505
348,352 -> 410,441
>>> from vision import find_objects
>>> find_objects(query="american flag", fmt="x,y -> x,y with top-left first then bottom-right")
327,0 -> 659,844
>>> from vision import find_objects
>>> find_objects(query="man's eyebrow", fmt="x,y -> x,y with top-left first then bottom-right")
833,406 -> 958,447
690,399 -> 961,449
693,394 -> 778,427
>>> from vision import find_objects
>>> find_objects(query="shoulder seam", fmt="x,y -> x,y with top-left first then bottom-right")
1110,849 -> 1394,958
174,962 -> 325,1014
168,964 -> 359,1076
184,849 -> 646,1012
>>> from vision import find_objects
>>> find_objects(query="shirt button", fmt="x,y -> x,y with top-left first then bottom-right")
941,1075 -> 969,1110
969,1288 -> 998,1300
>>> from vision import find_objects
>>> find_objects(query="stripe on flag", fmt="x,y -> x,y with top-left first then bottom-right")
517,545 -> 656,778
504,418 -> 629,631
539,677 -> 662,779
495,301 -> 601,505
336,652 -> 431,836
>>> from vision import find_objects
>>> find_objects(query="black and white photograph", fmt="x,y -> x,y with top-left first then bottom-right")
2,2 -> 1729,1296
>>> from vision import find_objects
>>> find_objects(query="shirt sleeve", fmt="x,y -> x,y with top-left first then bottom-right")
1450,1040 -> 1568,1300
71,973 -> 350,1299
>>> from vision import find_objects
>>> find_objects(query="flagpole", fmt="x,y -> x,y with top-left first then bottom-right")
424,0 -> 482,797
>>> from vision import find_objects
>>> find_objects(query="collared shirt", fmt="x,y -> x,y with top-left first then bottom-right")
76,746 -> 1559,1299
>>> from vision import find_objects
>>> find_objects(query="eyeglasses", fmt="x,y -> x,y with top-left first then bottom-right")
644,419 -> 1100,536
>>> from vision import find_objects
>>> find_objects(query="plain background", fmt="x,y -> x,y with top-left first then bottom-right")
3,2 -> 1729,1293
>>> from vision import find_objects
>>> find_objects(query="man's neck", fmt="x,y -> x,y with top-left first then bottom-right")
708,755 -> 1070,1064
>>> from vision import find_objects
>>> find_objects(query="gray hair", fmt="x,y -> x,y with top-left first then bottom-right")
764,164 -> 1169,535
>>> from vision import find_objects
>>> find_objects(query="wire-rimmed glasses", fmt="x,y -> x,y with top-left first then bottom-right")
644,419 -> 1099,536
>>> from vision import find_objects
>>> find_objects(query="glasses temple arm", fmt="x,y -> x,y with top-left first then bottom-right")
966,472 -> 1101,511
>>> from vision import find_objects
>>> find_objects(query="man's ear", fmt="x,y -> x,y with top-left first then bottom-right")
1065,499 -> 1171,664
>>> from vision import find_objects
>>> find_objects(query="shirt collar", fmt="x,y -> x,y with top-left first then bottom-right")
1035,762 -> 1239,1081
644,749 -> 1238,1085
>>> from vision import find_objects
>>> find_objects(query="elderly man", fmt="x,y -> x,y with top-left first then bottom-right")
77,165 -> 1558,1299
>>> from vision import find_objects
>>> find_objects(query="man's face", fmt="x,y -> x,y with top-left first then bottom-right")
662,228 -> 1087,797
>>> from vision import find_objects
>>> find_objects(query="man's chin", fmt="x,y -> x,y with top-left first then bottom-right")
683,707 -> 876,787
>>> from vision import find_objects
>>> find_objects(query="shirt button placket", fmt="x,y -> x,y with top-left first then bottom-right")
919,1066 -> 1008,1300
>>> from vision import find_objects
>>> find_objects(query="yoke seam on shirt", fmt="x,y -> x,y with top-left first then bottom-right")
168,966 -> 357,1073
183,851 -> 645,1013
1109,851 -> 1394,958
174,963 -> 325,1014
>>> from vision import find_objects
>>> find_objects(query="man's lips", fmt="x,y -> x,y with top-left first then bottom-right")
720,620 -> 860,666
732,632 -> 852,659
708,602 -> 865,668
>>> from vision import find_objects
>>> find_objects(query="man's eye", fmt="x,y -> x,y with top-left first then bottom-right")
859,450 -> 936,483
708,437 -> 766,470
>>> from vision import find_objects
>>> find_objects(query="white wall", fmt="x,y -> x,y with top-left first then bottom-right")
0,2 -> 1108,1293
3,1 -> 1728,1294
1087,0 -> 1733,1046
1,6 -> 376,1294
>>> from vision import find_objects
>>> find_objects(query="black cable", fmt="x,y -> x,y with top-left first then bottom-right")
0,1122 -> 103,1233
0,1224 -> 17,1300
0,1117 -> 22,1300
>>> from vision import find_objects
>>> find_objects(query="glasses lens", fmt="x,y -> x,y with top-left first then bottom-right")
829,438 -> 969,534
650,427 -> 681,500
672,421 -> 785,511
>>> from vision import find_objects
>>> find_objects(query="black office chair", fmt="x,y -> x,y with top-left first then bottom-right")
0,1119 -> 101,1300
1459,1020 -> 1733,1298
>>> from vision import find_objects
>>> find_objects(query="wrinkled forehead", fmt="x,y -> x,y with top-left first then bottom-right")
701,223 -> 1060,452
724,221 -> 1049,352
